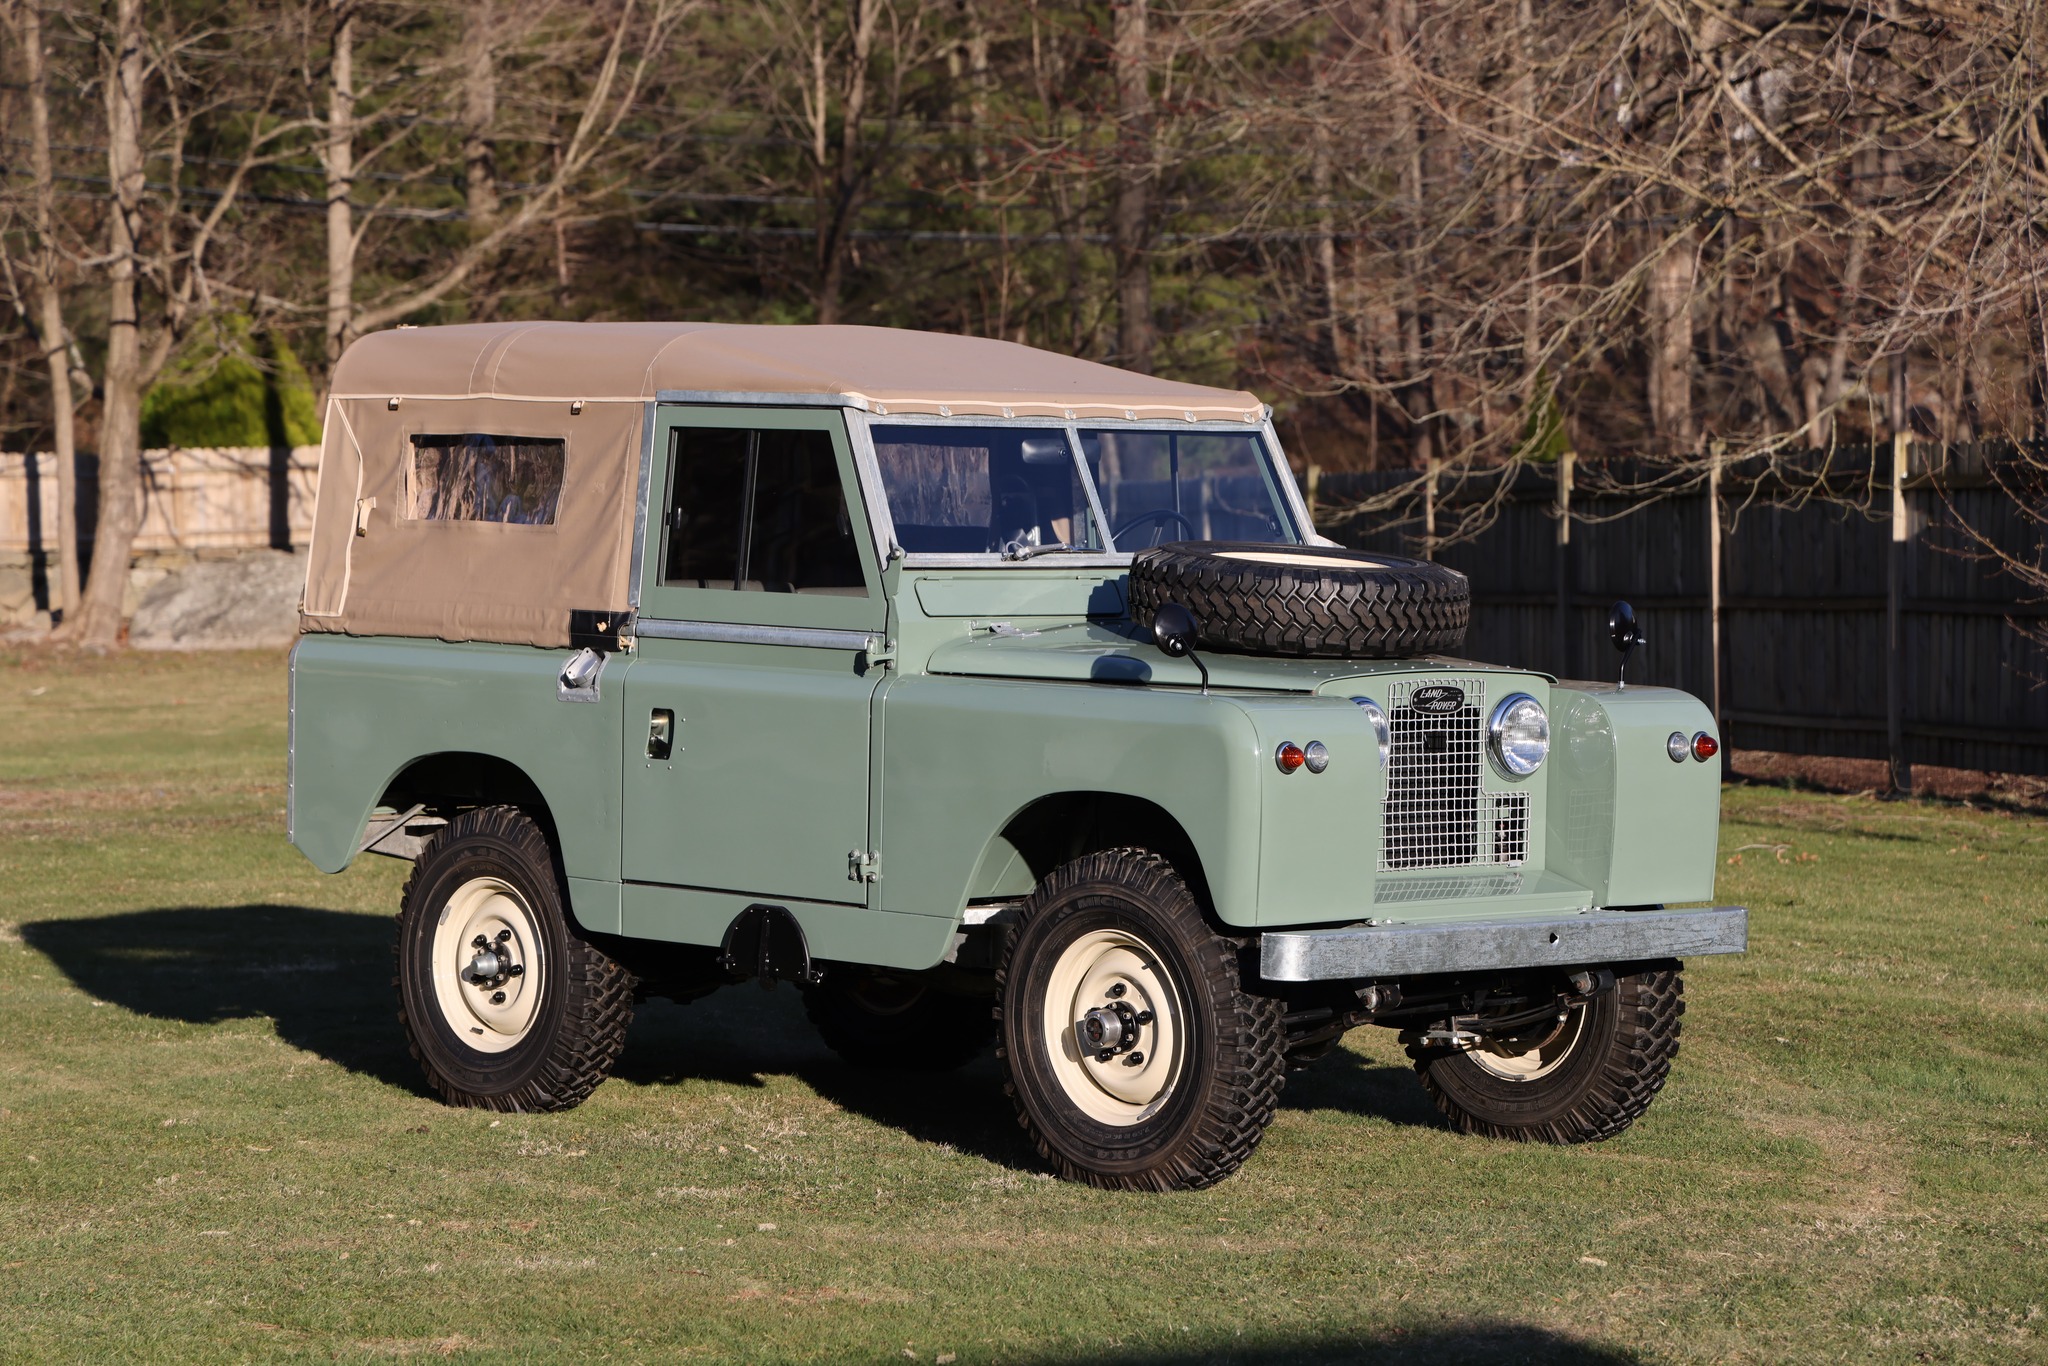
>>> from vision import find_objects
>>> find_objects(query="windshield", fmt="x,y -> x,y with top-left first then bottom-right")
872,422 -> 1298,557
1081,430 -> 1296,551
872,425 -> 1100,555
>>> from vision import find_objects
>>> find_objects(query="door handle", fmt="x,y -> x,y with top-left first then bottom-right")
647,708 -> 675,761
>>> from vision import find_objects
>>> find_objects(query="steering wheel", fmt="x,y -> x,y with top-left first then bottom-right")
1111,508 -> 1197,549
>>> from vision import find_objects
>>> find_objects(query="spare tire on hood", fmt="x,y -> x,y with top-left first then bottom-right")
1128,541 -> 1469,659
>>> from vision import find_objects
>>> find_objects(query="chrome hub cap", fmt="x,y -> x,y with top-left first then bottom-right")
430,876 -> 545,1053
1042,929 -> 1185,1127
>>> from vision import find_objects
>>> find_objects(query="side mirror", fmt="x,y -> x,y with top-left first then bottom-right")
1152,601 -> 1198,658
1609,600 -> 1643,688
1150,601 -> 1209,694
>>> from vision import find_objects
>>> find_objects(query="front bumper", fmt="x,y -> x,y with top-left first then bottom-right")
1258,906 -> 1747,982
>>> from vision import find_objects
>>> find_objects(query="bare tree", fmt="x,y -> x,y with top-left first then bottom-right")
67,0 -> 317,645
0,0 -> 83,620
1110,0 -> 1153,373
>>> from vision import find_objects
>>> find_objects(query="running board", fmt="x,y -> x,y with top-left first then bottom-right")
1259,906 -> 1748,982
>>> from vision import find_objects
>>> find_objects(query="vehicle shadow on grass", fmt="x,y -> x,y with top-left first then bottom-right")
614,985 -> 1449,1175
22,903 -> 431,1097
1012,1325 -> 1639,1365
26,904 -> 1447,1162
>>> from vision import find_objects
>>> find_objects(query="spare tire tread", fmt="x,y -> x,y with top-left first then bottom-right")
1130,541 -> 1469,659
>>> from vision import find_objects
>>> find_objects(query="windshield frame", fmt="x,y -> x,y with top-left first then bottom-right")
846,410 -> 1308,568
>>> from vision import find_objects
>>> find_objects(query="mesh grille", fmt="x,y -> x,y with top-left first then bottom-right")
1379,677 -> 1532,872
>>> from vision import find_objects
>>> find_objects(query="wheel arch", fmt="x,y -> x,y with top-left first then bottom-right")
375,751 -> 564,871
967,791 -> 1218,923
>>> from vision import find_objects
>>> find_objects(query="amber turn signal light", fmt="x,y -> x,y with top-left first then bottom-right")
1691,731 -> 1719,762
1275,741 -> 1306,774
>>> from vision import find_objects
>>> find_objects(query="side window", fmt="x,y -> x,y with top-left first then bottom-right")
660,425 -> 867,595
407,434 -> 564,524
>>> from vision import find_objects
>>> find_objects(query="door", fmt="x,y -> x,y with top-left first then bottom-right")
622,407 -> 888,907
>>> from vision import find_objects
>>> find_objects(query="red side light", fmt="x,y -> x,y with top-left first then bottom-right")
1692,732 -> 1720,762
1275,742 -> 1306,774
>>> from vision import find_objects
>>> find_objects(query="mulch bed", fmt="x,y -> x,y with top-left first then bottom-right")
1730,748 -> 2048,814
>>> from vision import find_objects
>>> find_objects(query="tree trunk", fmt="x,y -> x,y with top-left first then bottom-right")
809,0 -> 879,325
1111,0 -> 1153,374
324,0 -> 356,368
1391,0 -> 1432,471
463,0 -> 500,238
71,0 -> 148,647
1647,226 -> 1698,452
14,0 -> 81,620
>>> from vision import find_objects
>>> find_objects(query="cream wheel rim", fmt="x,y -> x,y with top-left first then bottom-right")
1467,1006 -> 1587,1082
429,876 -> 546,1054
1041,927 -> 1186,1127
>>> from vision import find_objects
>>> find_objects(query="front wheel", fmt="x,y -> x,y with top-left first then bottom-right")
996,849 -> 1285,1190
396,806 -> 634,1111
1407,965 -> 1684,1143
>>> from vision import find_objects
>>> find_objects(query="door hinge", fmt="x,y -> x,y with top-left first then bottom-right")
848,849 -> 882,884
862,636 -> 895,670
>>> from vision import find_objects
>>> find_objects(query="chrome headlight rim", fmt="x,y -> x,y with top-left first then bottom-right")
1350,696 -> 1390,769
1488,692 -> 1550,778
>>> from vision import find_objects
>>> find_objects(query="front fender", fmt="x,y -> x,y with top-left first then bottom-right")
876,675 -> 1264,925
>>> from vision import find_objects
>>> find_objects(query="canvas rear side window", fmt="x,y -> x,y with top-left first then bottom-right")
407,434 -> 565,525
660,426 -> 867,594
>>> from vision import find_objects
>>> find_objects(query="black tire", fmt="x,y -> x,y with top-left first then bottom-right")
995,849 -> 1285,1190
1407,965 -> 1684,1143
395,806 -> 634,1112
804,971 -> 995,1072
1129,540 -> 1469,658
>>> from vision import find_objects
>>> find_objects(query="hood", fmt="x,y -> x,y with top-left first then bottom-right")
924,621 -> 1542,692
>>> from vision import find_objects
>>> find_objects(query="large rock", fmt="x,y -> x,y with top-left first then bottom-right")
129,550 -> 303,650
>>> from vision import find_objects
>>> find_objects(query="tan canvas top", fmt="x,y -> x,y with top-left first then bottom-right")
330,321 -> 1267,422
305,323 -> 1268,649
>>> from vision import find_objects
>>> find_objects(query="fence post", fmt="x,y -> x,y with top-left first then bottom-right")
1708,442 -> 1726,773
1886,431 -> 1912,796
1555,450 -> 1573,678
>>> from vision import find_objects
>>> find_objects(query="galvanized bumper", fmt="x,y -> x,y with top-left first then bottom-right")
1258,906 -> 1747,982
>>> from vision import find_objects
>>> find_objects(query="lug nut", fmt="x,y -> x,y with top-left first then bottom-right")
472,935 -> 489,949
1125,1051 -> 1145,1066
1095,1049 -> 1114,1063
1106,983 -> 1126,999
497,929 -> 512,943
1134,1010 -> 1153,1025
491,991 -> 507,1004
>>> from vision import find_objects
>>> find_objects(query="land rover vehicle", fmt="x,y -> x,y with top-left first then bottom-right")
289,321 -> 1744,1190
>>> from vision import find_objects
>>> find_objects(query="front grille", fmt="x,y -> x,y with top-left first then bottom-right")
1379,677 -> 1530,872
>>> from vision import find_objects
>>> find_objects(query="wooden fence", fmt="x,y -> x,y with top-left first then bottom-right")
5,438 -> 2044,778
0,446 -> 319,562
1315,441 -> 2048,779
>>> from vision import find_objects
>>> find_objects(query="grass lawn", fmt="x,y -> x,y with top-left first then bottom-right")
1,647 -> 2044,1365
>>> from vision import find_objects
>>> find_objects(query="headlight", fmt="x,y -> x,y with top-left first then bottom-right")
1350,697 -> 1390,769
1488,693 -> 1549,777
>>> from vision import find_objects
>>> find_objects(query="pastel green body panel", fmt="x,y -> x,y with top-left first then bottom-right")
287,390 -> 1729,978
289,635 -> 627,928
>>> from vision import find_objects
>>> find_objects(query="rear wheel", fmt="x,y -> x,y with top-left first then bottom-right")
1407,965 -> 1683,1142
396,806 -> 634,1111
996,849 -> 1284,1190
804,971 -> 994,1071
